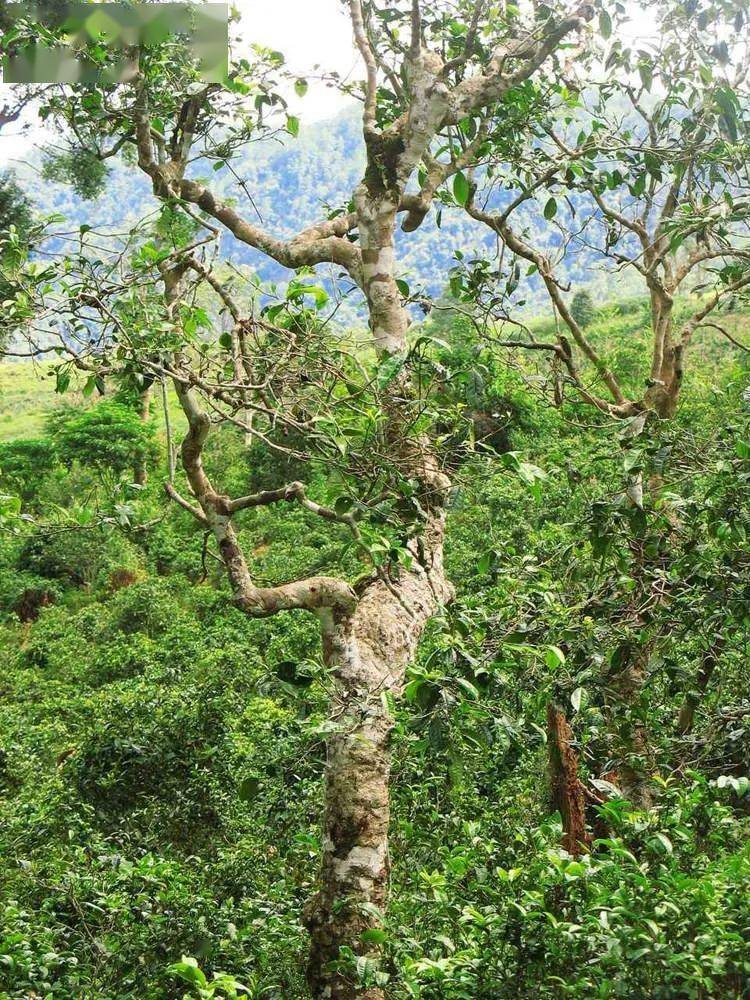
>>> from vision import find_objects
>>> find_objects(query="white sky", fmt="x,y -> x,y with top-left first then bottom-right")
234,0 -> 362,121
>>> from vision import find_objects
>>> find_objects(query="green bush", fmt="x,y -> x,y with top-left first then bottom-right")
0,437 -> 58,501
2,302 -> 750,999
17,527 -> 142,589
570,289 -> 596,327
51,400 -> 158,480
0,568 -> 61,621
68,678 -> 227,844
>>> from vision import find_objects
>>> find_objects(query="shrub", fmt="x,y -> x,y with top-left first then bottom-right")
570,289 -> 596,328
0,567 -> 62,621
68,676 -> 238,846
17,527 -> 142,589
101,577 -> 191,639
143,516 -> 210,580
0,437 -> 58,501
51,400 -> 158,480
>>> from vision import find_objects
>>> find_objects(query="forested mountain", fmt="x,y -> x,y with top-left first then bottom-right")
15,105 -> 636,314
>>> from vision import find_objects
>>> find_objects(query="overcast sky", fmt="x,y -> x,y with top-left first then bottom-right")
236,0 -> 362,121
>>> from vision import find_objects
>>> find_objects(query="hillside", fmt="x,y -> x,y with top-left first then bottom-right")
3,293 -> 745,444
1,298 -> 750,998
2,3 -> 750,997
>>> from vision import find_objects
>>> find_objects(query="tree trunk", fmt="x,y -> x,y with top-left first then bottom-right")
305,524 -> 451,999
677,635 -> 725,735
547,702 -> 589,856
305,137 -> 455,998
605,404 -> 671,810
304,610 -> 393,1000
644,297 -> 682,419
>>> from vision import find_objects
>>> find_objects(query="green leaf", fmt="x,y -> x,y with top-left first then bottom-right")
599,10 -> 612,39
545,646 -> 566,670
286,115 -> 300,137
715,86 -> 739,142
649,832 -> 673,855
380,690 -> 395,718
334,496 -> 354,515
631,172 -> 646,197
377,354 -> 405,389
477,549 -> 498,575
456,677 -> 480,700
453,171 -> 470,207
238,775 -> 261,802
622,449 -> 642,473
563,861 -> 587,878
644,151 -> 662,180
517,460 -> 546,487
361,928 -> 388,945
294,78 -> 309,97
169,957 -> 208,988
543,197 -> 558,221
570,687 -> 584,712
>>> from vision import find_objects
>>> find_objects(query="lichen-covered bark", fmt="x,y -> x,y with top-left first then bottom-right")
306,532 -> 452,1000
356,190 -> 406,354
547,702 -> 590,856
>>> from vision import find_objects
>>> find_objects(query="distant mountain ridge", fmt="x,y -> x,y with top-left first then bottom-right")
15,106 -> 635,318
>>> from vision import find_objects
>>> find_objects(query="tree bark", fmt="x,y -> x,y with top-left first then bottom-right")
644,297 -> 682,419
305,518 -> 451,998
547,702 -> 590,856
